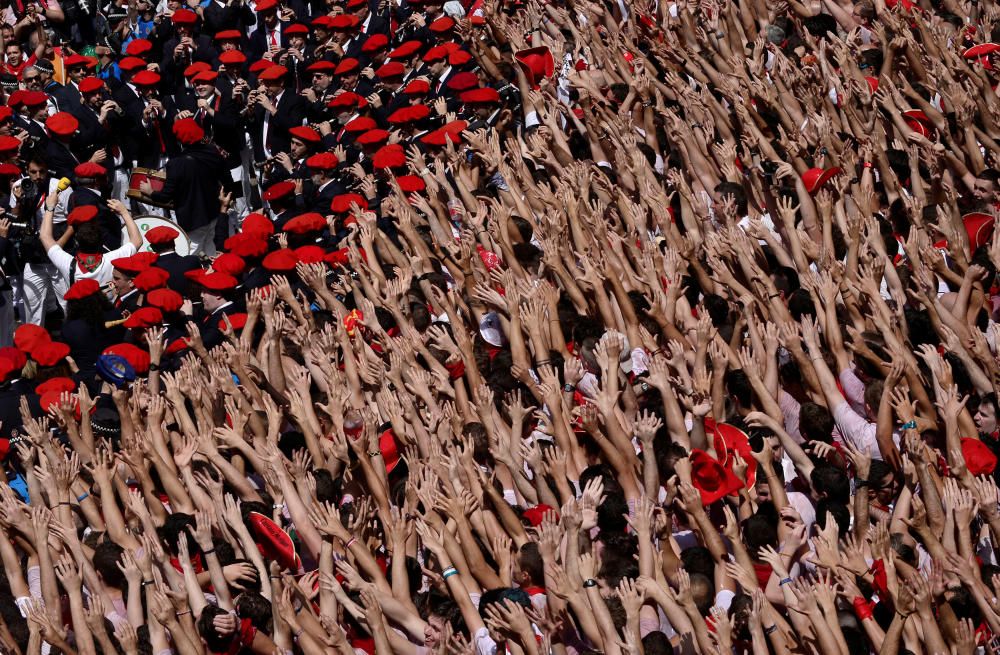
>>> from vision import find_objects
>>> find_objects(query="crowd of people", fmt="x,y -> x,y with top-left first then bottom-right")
0,0 -> 995,652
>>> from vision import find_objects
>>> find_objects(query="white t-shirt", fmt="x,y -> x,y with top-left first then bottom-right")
47,242 -> 137,285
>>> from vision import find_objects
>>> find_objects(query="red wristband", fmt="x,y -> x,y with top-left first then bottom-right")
853,596 -> 874,621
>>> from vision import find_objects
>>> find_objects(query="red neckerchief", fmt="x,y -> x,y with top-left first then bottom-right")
76,252 -> 102,273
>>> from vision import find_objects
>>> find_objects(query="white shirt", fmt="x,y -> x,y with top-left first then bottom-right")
262,90 -> 284,159
47,241 -> 137,285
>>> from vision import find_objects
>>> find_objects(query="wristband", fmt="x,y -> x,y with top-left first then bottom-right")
176,610 -> 191,617
148,363 -> 160,372
368,450 -> 382,458
563,384 -> 576,393
853,596 -> 874,621
901,420 -> 917,430
855,479 -> 869,488
201,547 -> 216,556
443,567 -> 459,579
863,162 -> 873,169
583,578 -> 598,588
76,492 -> 89,503
345,537 -> 357,549
142,579 -> 155,586
778,577 -> 793,586
763,625 -> 778,635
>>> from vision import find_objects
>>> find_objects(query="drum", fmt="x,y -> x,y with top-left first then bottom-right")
126,167 -> 173,209
123,215 -> 192,256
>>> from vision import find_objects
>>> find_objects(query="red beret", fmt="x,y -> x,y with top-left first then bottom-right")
33,341 -> 70,367
173,117 -> 205,145
403,79 -> 430,95
146,288 -> 183,312
226,234 -> 269,258
0,106 -> 12,122
183,61 -> 211,78
62,54 -> 90,68
132,70 -> 161,86
447,71 -> 479,91
35,376 -> 76,396
388,41 -> 422,60
191,70 -> 218,84
396,174 -> 426,192
429,16 -> 455,32
282,212 -> 327,234
212,252 -> 246,276
362,34 -> 389,53
387,104 -> 429,124
171,8 -> 198,23
262,248 -> 299,271
74,162 -> 106,178
219,50 -> 247,65
289,126 -> 321,144
255,0 -> 278,10
285,23 -> 309,35
294,245 -> 326,263
133,266 -> 170,292
67,205 -> 98,226
118,56 -> 148,72
255,64 -> 283,79
306,60 -> 336,74
241,212 -> 275,238
20,90 -> 48,107
146,225 -> 179,244
334,57 -> 360,75
6,90 -> 23,108
0,347 -> 26,371
372,144 -> 407,169
0,136 -> 21,153
449,50 -> 472,66
200,271 -> 238,292
111,255 -> 147,275
344,116 -> 376,133
422,46 -> 448,63
305,152 -> 338,170
461,87 -> 500,104
331,193 -> 368,214
64,278 -> 101,301
257,65 -> 288,82
327,91 -> 367,109
78,76 -> 105,94
375,61 -> 405,79
312,15 -> 336,28
46,112 -> 79,136
133,252 -> 160,268
103,343 -> 150,374
263,180 -> 295,202
215,29 -> 242,40
123,306 -> 163,328
125,38 -> 153,56
356,129 -> 389,146
0,164 -> 21,177
14,324 -> 49,354
328,14 -> 359,30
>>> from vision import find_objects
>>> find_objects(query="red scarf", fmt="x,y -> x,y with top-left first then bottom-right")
76,252 -> 102,274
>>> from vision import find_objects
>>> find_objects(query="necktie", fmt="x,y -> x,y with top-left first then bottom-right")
270,31 -> 277,47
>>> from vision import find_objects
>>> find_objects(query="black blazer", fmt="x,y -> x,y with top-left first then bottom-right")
249,90 -> 307,161
149,143 -> 228,231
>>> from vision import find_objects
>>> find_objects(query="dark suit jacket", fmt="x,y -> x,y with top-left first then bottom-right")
248,20 -> 292,62
155,250 -> 202,295
249,90 -> 307,161
149,143 -> 228,231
